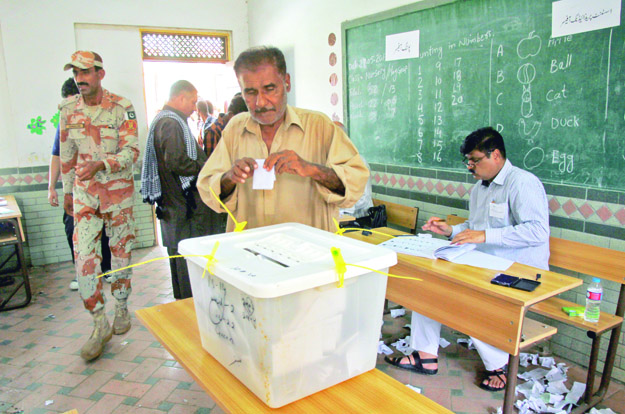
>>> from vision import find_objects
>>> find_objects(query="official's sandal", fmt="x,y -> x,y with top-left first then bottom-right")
479,367 -> 508,392
384,351 -> 438,375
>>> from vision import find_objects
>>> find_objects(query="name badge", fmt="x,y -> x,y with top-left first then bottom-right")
65,123 -> 84,129
489,202 -> 507,219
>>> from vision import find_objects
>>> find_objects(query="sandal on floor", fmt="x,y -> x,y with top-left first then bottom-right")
479,367 -> 507,392
384,351 -> 438,375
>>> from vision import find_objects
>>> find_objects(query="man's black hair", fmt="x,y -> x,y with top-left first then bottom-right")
460,127 -> 506,159
234,46 -> 287,77
169,80 -> 197,100
61,77 -> 79,98
227,92 -> 248,114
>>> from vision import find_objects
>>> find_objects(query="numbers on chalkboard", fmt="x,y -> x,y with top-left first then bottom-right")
433,115 -> 443,126
433,140 -> 443,163
452,95 -> 464,106
416,138 -> 423,164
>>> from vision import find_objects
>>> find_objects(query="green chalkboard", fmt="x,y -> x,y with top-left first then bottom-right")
343,0 -> 625,190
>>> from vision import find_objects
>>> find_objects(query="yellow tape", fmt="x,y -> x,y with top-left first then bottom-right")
98,243 -> 219,280
332,220 -> 420,283
201,241 -> 220,279
96,244 -> 419,291
331,247 -> 347,287
209,187 -> 247,232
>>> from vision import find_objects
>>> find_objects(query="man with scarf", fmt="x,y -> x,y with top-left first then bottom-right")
141,80 -> 226,300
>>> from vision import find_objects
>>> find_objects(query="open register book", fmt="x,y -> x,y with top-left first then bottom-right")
380,234 -> 513,271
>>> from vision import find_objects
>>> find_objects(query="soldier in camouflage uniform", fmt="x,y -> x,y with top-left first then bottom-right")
59,51 -> 139,361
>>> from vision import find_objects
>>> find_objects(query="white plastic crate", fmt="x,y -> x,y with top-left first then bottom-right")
179,223 -> 397,408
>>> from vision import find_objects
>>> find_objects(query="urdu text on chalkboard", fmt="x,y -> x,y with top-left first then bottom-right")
344,0 -> 625,190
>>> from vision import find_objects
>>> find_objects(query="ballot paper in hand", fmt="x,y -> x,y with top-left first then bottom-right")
253,159 -> 276,190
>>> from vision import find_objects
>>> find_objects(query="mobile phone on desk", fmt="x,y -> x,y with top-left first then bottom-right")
491,273 -> 541,292
491,273 -> 519,287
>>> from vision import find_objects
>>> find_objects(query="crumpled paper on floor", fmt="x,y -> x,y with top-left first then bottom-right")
378,340 -> 393,355
457,337 -> 476,350
510,353 -> 587,414
589,408 -> 618,414
391,336 -> 414,355
390,308 -> 406,318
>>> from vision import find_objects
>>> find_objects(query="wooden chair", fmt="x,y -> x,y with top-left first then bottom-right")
529,238 -> 625,413
372,198 -> 419,234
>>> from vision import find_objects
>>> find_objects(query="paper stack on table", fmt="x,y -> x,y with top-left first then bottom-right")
380,234 -> 513,271
0,197 -> 7,206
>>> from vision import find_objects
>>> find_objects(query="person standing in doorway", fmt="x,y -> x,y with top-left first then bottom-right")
141,80 -> 226,300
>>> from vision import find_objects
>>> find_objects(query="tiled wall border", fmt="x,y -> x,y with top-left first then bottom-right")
0,167 -> 143,195
2,164 -> 624,241
370,163 -> 625,241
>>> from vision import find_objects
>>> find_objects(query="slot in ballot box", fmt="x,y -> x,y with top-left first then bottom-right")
179,223 -> 397,408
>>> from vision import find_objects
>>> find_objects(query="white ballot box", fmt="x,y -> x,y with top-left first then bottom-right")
179,223 -> 397,408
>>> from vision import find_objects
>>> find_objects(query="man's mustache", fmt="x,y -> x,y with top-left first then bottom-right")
76,82 -> 89,87
254,107 -> 275,114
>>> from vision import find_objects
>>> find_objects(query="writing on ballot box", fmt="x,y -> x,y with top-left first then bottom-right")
179,223 -> 397,408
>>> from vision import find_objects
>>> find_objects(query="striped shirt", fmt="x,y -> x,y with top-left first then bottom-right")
451,159 -> 550,270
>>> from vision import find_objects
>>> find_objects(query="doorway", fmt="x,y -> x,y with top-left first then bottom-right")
142,60 -> 240,136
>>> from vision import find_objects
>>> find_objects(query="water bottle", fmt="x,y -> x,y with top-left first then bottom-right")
584,277 -> 602,323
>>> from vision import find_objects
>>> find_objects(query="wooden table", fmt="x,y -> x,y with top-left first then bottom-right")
136,298 -> 452,413
0,195 -> 31,311
343,227 -> 582,414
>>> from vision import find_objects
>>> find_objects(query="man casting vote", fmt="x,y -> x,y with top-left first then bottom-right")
197,46 -> 368,231
386,127 -> 550,392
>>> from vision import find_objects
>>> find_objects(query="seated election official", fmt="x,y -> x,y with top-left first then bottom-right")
386,127 -> 550,391
197,46 -> 368,232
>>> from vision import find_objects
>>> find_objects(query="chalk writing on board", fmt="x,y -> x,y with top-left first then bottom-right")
516,32 -> 542,155
552,0 -> 621,37
345,0 -> 625,190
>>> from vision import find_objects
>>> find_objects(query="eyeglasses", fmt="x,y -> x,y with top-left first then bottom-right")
462,152 -> 490,168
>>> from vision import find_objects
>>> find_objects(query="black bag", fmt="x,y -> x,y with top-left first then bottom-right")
353,204 -> 387,229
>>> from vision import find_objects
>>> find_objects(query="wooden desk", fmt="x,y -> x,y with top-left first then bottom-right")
0,195 -> 31,311
136,298 -> 452,413
343,227 -> 582,414
0,196 -> 25,242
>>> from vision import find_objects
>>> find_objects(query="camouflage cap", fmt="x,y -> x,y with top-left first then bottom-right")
63,51 -> 104,71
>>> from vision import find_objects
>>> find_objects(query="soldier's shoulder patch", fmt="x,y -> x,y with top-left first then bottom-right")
108,92 -> 134,110
58,94 -> 80,110
125,110 -> 136,121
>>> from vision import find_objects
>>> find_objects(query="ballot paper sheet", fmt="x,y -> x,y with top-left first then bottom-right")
380,234 -> 513,271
